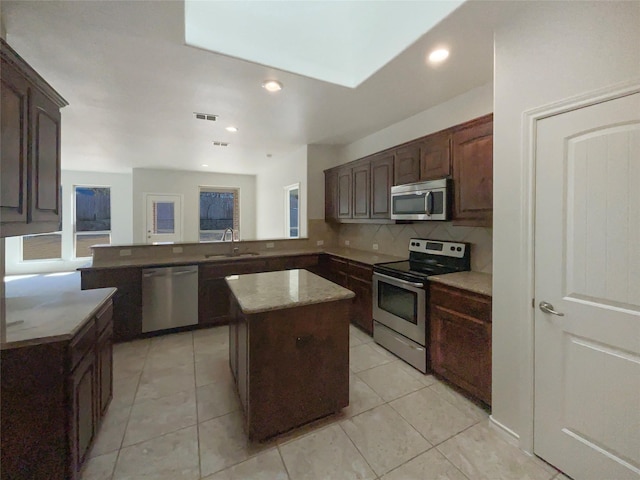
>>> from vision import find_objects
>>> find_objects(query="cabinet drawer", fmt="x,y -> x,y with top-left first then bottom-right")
69,319 -> 96,371
348,261 -> 372,281
95,301 -> 113,333
429,283 -> 491,321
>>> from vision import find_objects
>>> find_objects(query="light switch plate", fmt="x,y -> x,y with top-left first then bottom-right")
172,246 -> 183,253
266,242 -> 275,248
316,240 -> 324,246
345,240 -> 350,246
373,244 -> 378,250
119,249 -> 132,257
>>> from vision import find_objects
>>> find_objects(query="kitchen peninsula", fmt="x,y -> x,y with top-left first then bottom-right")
226,269 -> 354,441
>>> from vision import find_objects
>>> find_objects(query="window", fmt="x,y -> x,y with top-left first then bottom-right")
22,233 -> 62,261
75,186 -> 111,258
285,183 -> 300,238
199,188 -> 239,242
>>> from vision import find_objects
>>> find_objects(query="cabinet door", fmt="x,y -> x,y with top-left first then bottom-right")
96,324 -> 113,419
327,256 -> 349,287
112,286 -> 143,342
69,352 -> 96,478
452,115 -> 493,226
352,163 -> 370,218
370,153 -> 394,219
29,88 -> 62,227
420,132 -> 451,180
0,60 -> 29,232
394,143 -> 420,185
337,168 -> 352,219
349,275 -> 373,334
324,169 -> 338,222
198,277 -> 231,326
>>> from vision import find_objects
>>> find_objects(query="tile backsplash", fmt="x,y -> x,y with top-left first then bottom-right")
337,222 -> 492,273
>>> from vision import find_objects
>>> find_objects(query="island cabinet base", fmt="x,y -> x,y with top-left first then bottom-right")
229,297 -> 351,442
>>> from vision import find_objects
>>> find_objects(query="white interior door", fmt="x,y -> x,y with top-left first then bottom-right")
534,92 -> 640,479
145,194 -> 182,244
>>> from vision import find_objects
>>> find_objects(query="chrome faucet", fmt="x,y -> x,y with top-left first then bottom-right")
223,228 -> 239,255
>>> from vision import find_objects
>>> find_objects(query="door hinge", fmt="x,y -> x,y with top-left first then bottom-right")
532,298 -> 535,308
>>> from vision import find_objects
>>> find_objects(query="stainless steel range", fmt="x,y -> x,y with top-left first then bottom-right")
372,238 -> 470,373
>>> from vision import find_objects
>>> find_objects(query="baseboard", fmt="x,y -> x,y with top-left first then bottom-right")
489,415 -> 521,448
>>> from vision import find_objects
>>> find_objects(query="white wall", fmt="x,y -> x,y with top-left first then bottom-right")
338,82 -> 493,163
255,146 -> 308,239
4,170 -> 133,274
131,168 -> 256,243
492,0 -> 640,449
307,144 -> 340,220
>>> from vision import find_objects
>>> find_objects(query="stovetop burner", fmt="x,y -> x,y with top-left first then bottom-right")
373,238 -> 470,283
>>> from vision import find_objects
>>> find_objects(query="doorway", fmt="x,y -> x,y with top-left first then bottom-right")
145,194 -> 183,244
533,90 -> 639,479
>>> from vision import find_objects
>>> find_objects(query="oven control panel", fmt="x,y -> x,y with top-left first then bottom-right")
408,239 -> 467,258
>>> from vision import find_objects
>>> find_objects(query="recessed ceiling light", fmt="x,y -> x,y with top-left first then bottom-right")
201,164 -> 208,167
428,48 -> 449,63
225,126 -> 238,133
262,80 -> 283,92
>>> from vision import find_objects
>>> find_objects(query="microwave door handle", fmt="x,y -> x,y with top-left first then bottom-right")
425,191 -> 432,215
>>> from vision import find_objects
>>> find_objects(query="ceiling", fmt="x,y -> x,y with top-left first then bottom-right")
1,1 -> 521,175
184,1 -> 464,88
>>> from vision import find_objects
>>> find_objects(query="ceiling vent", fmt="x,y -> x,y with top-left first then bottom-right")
213,141 -> 229,147
194,112 -> 218,121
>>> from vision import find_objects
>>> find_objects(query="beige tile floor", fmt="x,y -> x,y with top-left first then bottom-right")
82,325 -> 564,480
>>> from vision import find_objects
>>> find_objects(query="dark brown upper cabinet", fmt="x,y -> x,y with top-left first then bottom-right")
452,114 -> 493,227
420,131 -> 451,180
324,169 -> 338,222
393,142 -> 421,185
370,153 -> 394,219
337,166 -> 352,219
323,113 -> 492,225
1,39 -> 68,238
352,162 -> 370,219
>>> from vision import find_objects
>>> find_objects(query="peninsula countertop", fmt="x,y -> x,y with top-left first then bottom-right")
3,272 -> 116,349
226,269 -> 355,314
79,246 -> 405,271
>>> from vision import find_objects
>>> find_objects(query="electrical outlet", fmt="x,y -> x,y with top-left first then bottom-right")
172,246 -> 183,253
266,242 -> 275,249
316,240 -> 324,246
373,244 -> 379,250
345,240 -> 350,246
119,249 -> 132,257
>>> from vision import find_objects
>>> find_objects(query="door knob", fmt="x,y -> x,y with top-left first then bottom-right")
539,301 -> 564,316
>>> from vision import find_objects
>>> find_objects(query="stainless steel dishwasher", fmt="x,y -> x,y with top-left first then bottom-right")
142,265 -> 199,333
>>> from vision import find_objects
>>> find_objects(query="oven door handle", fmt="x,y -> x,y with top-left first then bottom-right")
374,272 -> 424,289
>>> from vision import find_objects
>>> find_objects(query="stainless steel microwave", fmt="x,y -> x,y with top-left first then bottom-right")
390,178 -> 450,220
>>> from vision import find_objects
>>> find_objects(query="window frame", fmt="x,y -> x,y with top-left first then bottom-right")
284,183 -> 300,239
73,185 -> 112,259
198,186 -> 240,242
20,232 -> 63,262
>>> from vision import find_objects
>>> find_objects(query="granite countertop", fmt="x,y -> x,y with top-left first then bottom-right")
226,269 -> 355,314
80,246 -> 405,271
2,272 -> 116,349
323,247 -> 405,266
428,271 -> 492,297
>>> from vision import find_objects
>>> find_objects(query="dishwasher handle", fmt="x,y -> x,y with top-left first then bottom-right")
172,270 -> 197,276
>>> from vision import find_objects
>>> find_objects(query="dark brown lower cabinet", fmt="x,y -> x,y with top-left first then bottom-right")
429,283 -> 492,405
1,298 -> 114,480
229,295 -> 350,441
311,255 -> 373,334
81,267 -> 142,342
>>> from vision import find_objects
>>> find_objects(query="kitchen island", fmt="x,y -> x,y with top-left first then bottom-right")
226,269 -> 354,441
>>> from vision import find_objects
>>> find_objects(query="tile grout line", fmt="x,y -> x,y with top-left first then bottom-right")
275,444 -> 293,480
337,420 -> 381,478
